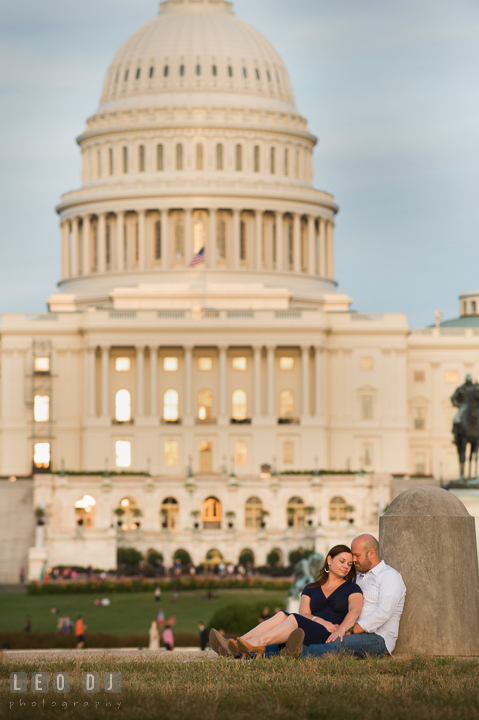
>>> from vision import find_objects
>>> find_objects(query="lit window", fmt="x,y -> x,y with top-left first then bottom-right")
115,390 -> 131,422
280,389 -> 294,419
34,443 -> 50,469
34,396 -> 50,423
202,495 -> 221,523
164,441 -> 179,467
115,357 -> 130,372
35,357 -> 50,373
415,452 -> 426,475
121,498 -> 130,508
164,390 -> 179,421
75,495 -> 96,527
232,357 -> 247,371
234,440 -> 247,466
245,496 -> 262,528
414,370 -> 425,382
164,357 -> 178,371
361,396 -> 373,420
362,444 -> 373,468
280,357 -> 294,371
446,371 -> 459,384
198,357 -> 213,371
161,497 -> 179,528
116,441 -> 131,468
232,389 -> 247,421
414,407 -> 426,430
361,357 -> 374,370
198,389 -> 213,421
283,441 -> 295,466
329,496 -> 346,523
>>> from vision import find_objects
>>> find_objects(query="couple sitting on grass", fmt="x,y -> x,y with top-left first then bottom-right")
210,534 -> 406,660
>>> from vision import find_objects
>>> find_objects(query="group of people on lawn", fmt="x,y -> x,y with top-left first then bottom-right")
210,534 -> 406,659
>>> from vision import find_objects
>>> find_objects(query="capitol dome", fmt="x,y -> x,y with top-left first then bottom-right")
52,0 -> 342,313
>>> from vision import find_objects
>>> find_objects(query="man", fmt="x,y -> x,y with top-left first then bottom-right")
75,615 -> 87,649
198,621 -> 209,651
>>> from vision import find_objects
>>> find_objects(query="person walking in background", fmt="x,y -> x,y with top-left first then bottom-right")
75,615 -> 87,649
157,610 -> 165,630
162,622 -> 175,651
149,621 -> 160,650
154,586 -> 161,603
198,621 -> 208,651
24,616 -> 31,632
19,567 -> 25,584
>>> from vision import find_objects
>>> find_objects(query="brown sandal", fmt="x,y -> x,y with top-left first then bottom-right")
236,638 -> 266,659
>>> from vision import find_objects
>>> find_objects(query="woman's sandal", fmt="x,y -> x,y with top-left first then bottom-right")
236,638 -> 266,659
227,639 -> 241,658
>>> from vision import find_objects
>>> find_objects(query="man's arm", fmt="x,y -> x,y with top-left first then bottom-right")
355,573 -> 405,634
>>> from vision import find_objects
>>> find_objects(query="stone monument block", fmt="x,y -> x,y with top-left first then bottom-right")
380,485 -> 479,656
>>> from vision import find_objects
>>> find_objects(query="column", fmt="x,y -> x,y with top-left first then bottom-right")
255,211 -> 263,270
208,209 -> 217,269
232,209 -> 241,270
83,215 -> 91,275
136,346 -> 145,416
314,346 -> 325,418
150,346 -> 158,417
275,212 -> 284,271
87,347 -> 96,417
161,209 -> 169,268
98,213 -> 107,273
293,213 -> 301,273
185,209 -> 193,265
301,345 -> 311,418
307,216 -> 316,275
116,211 -> 125,271
71,217 -> 80,276
101,346 -> 109,418
138,209 -> 147,270
219,346 -> 227,422
253,346 -> 262,417
319,217 -> 327,277
184,346 -> 193,420
327,220 -> 335,278
61,221 -> 70,279
266,346 -> 275,418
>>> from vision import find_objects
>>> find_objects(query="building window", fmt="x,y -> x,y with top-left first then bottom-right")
232,389 -> 247,421
124,69 -> 129,82
34,396 -> 50,423
283,441 -> 295,466
212,64 -> 217,76
149,66 -> 154,78
217,218 -> 226,259
202,496 -> 221,525
164,65 -> 169,77
199,442 -> 213,473
236,144 -> 243,171
176,144 -> 183,171
174,218 -> 185,260
164,357 -> 179,372
161,497 -> 179,528
270,147 -> 276,174
473,301 -> 477,314
196,64 -> 201,76
287,222 -> 293,269
228,65 -> 233,77
446,371 -> 459,384
232,357 -> 247,371
216,143 -> 224,170
115,390 -> 131,422
96,148 -> 101,177
414,407 -> 426,430
242,67 -> 247,78
284,148 -> 289,176
254,145 -> 260,172
255,68 -> 260,80
115,357 -> 130,372
193,217 -> 206,254
34,443 -> 50,469
414,370 -> 425,382
245,496 -> 262,528
267,69 -> 272,82
164,390 -> 179,422
139,145 -> 145,172
361,357 -> 374,370
280,389 -> 294,420
157,144 -> 164,171
122,147 -> 128,174
279,357 -> 294,371
287,496 -> 304,526
362,444 -> 373,468
115,442 -> 132,468
179,64 -> 185,76
75,495 -> 96,527
415,452 -> 426,475
155,221 -> 161,260
116,497 -> 139,528
136,68 -> 141,80
198,357 -> 213,371
240,221 -> 246,260
109,148 -> 114,175
106,224 -> 111,267
329,496 -> 347,523
164,441 -> 179,467
198,389 -> 213,421
361,396 -> 373,420
234,440 -> 248,466
196,144 -> 204,171
35,357 -> 50,373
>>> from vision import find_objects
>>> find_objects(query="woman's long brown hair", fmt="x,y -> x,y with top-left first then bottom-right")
309,545 -> 357,588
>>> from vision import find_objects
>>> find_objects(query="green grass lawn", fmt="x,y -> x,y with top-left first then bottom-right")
0,590 -> 287,636
2,656 -> 478,720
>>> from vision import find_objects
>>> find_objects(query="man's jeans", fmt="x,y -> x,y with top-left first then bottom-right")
265,633 -> 388,658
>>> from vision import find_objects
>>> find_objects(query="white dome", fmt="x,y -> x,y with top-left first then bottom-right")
99,0 -> 296,115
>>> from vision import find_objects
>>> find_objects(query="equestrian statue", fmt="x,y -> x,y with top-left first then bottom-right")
451,374 -> 479,481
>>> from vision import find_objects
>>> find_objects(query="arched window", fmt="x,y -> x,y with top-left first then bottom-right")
139,145 -> 145,172
245,497 -> 263,529
163,390 -> 179,422
115,390 -> 131,422
236,144 -> 242,171
193,217 -> 206,254
217,218 -> 226,259
75,495 -> 96,528
216,143 -> 224,171
329,496 -> 347,523
198,389 -> 213,421
196,144 -> 204,171
176,143 -> 183,171
202,497 -> 222,528
270,147 -> 276,174
157,144 -> 164,171
155,221 -> 161,260
279,389 -> 294,420
254,145 -> 260,173
175,218 -> 185,260
232,389 -> 247,421
240,221 -> 247,261
122,147 -> 128,174
116,497 -> 140,530
161,497 -> 179,530
287,496 -> 305,527
34,395 -> 50,423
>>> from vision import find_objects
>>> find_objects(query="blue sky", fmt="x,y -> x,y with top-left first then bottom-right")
0,0 -> 478,326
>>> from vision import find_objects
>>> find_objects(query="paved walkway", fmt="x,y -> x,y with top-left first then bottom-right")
1,648 -> 217,663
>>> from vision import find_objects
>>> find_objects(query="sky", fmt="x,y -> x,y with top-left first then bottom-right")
0,0 -> 478,326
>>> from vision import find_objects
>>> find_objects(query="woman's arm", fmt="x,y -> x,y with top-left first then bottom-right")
299,593 -> 339,633
326,593 -> 363,643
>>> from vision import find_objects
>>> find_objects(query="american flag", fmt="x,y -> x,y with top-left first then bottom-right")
188,247 -> 205,267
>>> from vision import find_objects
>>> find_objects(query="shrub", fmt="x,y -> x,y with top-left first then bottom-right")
208,602 -> 285,636
0,631 -> 198,650
146,550 -> 163,566
117,548 -> 143,566
174,549 -> 192,566
27,577 -> 292,595
266,550 -> 280,567
239,550 -> 254,566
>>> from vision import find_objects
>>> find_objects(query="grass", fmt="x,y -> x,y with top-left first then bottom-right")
0,590 -> 287,637
1,656 -> 479,719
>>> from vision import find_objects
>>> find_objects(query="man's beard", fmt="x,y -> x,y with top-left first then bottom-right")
355,558 -> 372,573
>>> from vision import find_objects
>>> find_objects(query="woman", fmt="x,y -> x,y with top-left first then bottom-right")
222,545 -> 363,658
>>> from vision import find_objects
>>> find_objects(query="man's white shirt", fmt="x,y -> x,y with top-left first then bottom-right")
356,560 -> 406,654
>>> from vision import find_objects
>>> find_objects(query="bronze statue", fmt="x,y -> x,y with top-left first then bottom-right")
451,374 -> 479,481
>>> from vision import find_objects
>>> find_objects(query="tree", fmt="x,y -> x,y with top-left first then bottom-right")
267,549 -> 280,567
147,549 -> 163,566
239,549 -> 254,566
174,548 -> 191,566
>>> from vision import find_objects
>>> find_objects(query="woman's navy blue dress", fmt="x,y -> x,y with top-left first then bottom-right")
289,581 -> 363,646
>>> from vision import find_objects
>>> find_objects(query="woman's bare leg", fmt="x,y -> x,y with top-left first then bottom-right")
242,612 -> 288,641
242,614 -> 299,648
